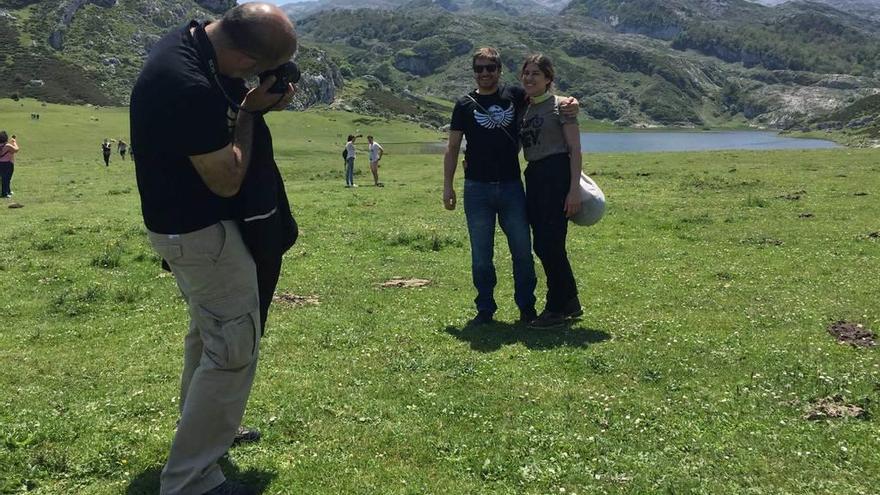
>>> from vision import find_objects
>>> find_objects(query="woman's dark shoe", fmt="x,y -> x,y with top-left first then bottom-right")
468,310 -> 494,326
529,311 -> 567,329
562,298 -> 583,319
519,307 -> 538,324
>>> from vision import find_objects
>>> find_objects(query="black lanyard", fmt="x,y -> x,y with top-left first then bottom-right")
190,20 -> 251,114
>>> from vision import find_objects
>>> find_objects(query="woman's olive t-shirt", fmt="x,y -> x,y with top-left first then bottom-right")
520,95 -> 577,163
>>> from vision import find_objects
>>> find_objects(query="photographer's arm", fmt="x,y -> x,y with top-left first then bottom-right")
443,131 -> 463,210
189,77 -> 294,197
189,110 -> 255,197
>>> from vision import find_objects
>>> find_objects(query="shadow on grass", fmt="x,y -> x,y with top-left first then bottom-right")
126,457 -> 276,494
444,320 -> 611,352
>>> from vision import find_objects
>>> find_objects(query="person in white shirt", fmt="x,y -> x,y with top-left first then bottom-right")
367,135 -> 384,187
344,134 -> 357,187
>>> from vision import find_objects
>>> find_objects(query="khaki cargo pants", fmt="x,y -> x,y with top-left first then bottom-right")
148,221 -> 261,495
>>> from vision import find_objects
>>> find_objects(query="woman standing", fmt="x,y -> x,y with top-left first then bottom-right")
518,54 -> 583,328
0,131 -> 20,198
344,134 -> 357,187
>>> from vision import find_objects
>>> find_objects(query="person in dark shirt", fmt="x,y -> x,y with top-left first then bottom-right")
101,139 -> 112,166
129,4 -> 296,495
443,47 -> 578,326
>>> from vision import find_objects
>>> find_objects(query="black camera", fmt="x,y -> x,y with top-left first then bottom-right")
259,61 -> 301,94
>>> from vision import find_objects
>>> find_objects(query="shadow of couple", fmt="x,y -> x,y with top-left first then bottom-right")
444,319 -> 611,352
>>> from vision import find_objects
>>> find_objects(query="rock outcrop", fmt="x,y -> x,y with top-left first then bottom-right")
49,0 -> 117,50
194,0 -> 235,13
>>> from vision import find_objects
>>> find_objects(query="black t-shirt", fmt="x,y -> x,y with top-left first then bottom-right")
130,21 -> 242,234
450,84 -> 527,182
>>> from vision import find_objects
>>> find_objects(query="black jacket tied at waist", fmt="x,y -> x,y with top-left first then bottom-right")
237,114 -> 298,262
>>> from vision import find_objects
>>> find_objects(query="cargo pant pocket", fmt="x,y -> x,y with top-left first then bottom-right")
196,293 -> 260,370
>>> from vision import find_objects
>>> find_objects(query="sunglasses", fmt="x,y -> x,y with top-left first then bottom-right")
473,64 -> 499,74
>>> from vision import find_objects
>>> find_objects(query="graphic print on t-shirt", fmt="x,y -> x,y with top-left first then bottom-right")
474,103 -> 515,129
521,114 -> 546,148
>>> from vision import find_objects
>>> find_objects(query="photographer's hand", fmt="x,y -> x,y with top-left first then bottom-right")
242,75 -> 292,114
270,83 -> 296,111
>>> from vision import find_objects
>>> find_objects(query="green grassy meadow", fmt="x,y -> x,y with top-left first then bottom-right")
1,99 -> 879,494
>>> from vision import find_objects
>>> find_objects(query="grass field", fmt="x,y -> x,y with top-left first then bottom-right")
1,99 -> 879,494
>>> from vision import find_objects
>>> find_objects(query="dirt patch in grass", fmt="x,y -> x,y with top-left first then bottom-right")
798,212 -> 814,218
854,192 -> 869,196
273,292 -> 320,307
741,236 -> 784,247
777,190 -> 806,200
827,320 -> 876,347
8,202 -> 23,208
804,395 -> 867,421
379,277 -> 431,288
866,231 -> 880,240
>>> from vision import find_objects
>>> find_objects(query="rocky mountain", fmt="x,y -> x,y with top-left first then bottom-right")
282,0 -> 568,19
749,0 -> 880,21
0,0 -> 341,106
297,0 -> 880,128
1,0 -> 878,131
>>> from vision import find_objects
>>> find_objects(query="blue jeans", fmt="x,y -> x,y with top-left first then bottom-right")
463,179 -> 537,314
345,157 -> 355,186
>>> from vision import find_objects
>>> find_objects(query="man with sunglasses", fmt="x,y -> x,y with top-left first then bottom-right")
443,47 -> 578,326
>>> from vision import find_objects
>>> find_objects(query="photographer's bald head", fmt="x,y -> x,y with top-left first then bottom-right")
205,2 -> 297,80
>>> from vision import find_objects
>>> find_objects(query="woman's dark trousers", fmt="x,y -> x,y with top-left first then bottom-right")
0,162 -> 13,197
525,153 -> 578,313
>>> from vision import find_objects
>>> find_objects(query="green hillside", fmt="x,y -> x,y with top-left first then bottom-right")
1,0 -> 879,131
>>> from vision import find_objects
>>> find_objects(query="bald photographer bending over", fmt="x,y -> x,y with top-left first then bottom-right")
130,4 -> 297,494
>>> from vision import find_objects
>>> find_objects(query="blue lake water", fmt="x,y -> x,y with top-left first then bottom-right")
387,131 -> 840,154
579,131 -> 840,153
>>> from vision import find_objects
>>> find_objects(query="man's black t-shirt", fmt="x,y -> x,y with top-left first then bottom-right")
130,21 -> 241,234
450,84 -> 527,182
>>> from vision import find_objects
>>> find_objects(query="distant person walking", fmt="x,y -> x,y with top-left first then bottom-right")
0,131 -> 20,198
118,140 -> 128,160
101,138 -> 112,166
519,54 -> 583,328
344,134 -> 357,187
367,135 -> 384,186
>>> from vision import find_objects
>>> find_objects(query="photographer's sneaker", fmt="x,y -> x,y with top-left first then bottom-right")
201,480 -> 256,495
174,422 -> 260,446
233,425 -> 261,445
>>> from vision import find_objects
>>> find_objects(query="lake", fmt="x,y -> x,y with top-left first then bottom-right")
579,131 -> 841,153
384,131 -> 840,155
